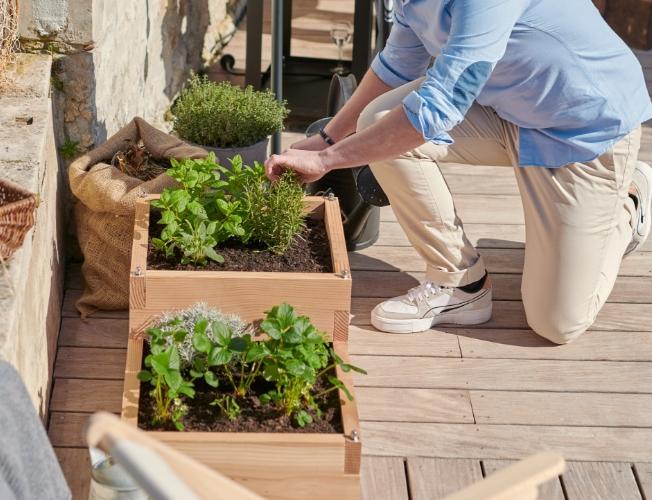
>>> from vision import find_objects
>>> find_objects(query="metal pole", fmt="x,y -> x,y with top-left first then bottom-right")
271,0 -> 284,154
245,0 -> 264,89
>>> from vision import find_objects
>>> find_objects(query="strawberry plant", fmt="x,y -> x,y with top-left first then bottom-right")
260,303 -> 366,427
139,303 -> 365,429
137,326 -> 195,430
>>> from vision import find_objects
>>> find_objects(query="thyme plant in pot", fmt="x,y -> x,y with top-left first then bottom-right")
122,302 -> 364,499
171,75 -> 289,165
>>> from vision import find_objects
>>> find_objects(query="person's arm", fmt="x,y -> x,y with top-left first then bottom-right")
290,4 -> 431,151
289,69 -> 393,151
267,0 -> 525,182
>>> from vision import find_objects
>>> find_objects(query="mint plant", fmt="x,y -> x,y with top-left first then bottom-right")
151,154 -> 306,265
151,154 -> 245,265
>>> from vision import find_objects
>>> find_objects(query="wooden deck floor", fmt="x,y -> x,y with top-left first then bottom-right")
48,138 -> 652,499
47,3 -> 652,499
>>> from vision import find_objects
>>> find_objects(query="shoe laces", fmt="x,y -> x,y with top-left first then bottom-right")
407,281 -> 442,303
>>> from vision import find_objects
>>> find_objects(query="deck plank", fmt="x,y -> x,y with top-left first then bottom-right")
361,422 -> 652,462
380,196 -> 525,224
356,388 -> 473,423
377,221 -> 652,252
351,298 -> 652,331
352,270 -> 652,303
49,412 -> 92,447
471,391 -> 652,427
563,462 -> 642,500
482,460 -> 564,500
54,448 -> 90,500
351,246 -> 652,277
350,356 -> 652,393
360,457 -> 409,500
54,347 -> 127,380
407,458 -> 483,499
50,378 -> 123,413
348,324 -> 461,357
634,463 -> 652,499
457,329 -> 652,361
58,317 -> 128,349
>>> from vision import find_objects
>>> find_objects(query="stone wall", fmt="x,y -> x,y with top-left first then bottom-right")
20,0 -> 236,151
0,54 -> 64,419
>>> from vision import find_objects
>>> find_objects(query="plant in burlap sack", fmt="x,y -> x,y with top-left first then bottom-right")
171,75 -> 289,148
68,117 -> 207,317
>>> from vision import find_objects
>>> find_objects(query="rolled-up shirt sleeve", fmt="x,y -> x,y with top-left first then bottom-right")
370,6 -> 432,88
402,0 -> 526,144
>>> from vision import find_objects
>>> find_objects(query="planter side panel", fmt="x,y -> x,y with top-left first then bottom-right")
135,272 -> 351,340
151,432 -> 359,500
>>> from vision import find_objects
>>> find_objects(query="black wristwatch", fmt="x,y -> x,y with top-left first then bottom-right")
319,128 -> 335,146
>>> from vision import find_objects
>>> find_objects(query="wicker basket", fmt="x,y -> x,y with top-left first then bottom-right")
0,179 -> 37,260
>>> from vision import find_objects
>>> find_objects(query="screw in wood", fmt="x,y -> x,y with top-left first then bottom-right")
327,192 -> 335,201
340,269 -> 351,279
349,430 -> 360,442
133,266 -> 142,276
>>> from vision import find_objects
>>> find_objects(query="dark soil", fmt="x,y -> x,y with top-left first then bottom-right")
147,212 -> 333,273
138,370 -> 344,434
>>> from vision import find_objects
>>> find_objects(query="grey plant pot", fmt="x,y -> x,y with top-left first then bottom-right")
196,137 -> 270,167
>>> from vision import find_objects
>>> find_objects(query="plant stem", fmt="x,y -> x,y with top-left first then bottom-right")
313,385 -> 339,399
316,363 -> 335,379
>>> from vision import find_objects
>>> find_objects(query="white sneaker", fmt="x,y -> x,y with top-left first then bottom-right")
371,278 -> 493,334
625,161 -> 652,256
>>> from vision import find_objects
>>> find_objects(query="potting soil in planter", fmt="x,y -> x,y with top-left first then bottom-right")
147,213 -> 333,273
137,370 -> 344,434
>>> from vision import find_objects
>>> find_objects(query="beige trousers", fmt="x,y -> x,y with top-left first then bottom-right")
359,78 -> 641,344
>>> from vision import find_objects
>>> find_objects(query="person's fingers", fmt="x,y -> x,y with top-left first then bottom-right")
265,155 -> 282,182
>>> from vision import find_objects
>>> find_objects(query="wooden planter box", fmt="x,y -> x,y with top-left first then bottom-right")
128,195 -> 351,340
122,195 -> 361,499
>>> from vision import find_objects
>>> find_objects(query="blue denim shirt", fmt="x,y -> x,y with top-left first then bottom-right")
371,0 -> 652,167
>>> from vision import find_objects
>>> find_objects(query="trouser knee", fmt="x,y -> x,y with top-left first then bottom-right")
523,300 -> 593,345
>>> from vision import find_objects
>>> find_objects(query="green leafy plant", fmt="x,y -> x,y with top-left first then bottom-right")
140,303 -> 365,430
58,139 -> 79,160
211,395 -> 241,421
172,75 -> 289,148
235,158 -> 306,253
138,327 -> 195,430
260,304 -> 366,427
151,154 -> 245,265
152,154 -> 306,265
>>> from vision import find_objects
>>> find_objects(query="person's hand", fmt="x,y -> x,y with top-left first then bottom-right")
290,134 -> 329,151
265,148 -> 330,184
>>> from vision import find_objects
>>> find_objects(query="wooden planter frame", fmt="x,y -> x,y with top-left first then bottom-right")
122,195 -> 361,499
128,195 -> 352,339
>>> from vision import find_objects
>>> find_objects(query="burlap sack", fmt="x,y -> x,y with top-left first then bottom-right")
69,117 -> 207,317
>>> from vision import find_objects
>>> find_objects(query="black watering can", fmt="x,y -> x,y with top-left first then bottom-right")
305,74 -> 389,251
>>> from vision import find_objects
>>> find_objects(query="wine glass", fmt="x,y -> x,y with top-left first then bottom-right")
330,21 -> 353,74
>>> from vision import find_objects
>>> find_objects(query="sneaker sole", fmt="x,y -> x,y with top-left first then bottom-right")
628,161 -> 652,255
371,302 -> 493,334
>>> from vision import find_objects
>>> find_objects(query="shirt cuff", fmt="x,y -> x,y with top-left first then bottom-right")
370,53 -> 412,89
402,90 -> 454,145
